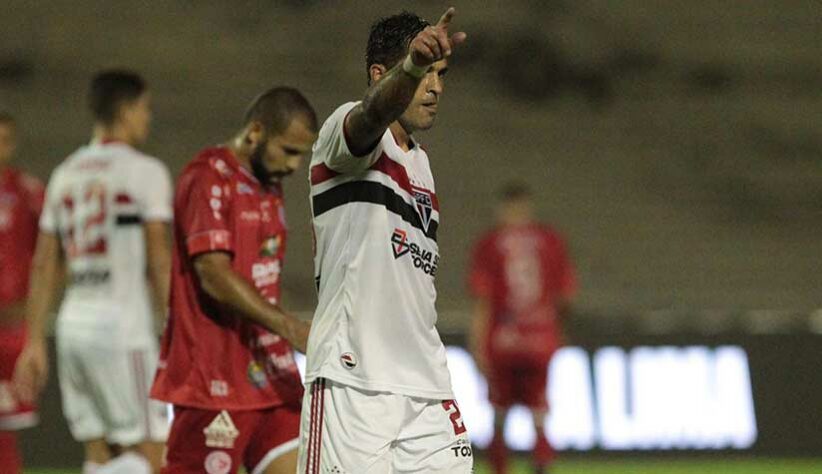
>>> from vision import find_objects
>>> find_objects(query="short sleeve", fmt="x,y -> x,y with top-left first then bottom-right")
468,236 -> 495,299
314,101 -> 383,174
38,170 -> 61,234
135,159 -> 173,222
177,165 -> 233,257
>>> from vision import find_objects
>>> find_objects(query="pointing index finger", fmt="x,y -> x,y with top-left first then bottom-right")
436,7 -> 456,29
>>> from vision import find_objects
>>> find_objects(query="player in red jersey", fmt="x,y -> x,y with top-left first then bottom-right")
151,87 -> 317,474
0,113 -> 43,474
468,183 -> 576,474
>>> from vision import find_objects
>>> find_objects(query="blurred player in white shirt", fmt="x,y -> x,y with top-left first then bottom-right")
14,70 -> 172,474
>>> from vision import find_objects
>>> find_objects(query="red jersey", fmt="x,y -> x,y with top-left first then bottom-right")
151,147 -> 303,410
0,168 -> 44,314
468,223 -> 575,363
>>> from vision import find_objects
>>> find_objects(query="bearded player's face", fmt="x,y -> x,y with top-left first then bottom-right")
399,59 -> 449,133
252,117 -> 317,182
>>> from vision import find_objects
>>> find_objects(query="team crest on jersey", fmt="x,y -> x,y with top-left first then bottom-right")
247,360 -> 269,389
259,235 -> 281,257
203,410 -> 240,449
204,451 -> 232,474
340,352 -> 357,369
412,187 -> 434,231
391,229 -> 410,259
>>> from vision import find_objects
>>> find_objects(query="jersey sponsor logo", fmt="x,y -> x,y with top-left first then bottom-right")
412,187 -> 434,232
259,235 -> 281,257
240,210 -> 260,222
69,269 -> 111,286
210,380 -> 229,397
247,360 -> 268,389
203,411 -> 240,449
390,228 -> 439,277
449,439 -> 474,458
340,352 -> 357,369
204,450 -> 232,474
251,260 -> 281,287
236,182 -> 254,195
391,228 -> 411,258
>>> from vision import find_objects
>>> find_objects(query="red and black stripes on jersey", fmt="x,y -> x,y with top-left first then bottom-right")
310,154 -> 439,242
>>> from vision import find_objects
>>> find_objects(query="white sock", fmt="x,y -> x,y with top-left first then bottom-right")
96,452 -> 152,474
82,462 -> 102,474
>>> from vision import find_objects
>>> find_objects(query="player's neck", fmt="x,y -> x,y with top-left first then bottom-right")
390,122 -> 413,152
92,124 -> 133,146
227,136 -> 252,172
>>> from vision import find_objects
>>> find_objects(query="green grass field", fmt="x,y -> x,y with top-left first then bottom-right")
26,458 -> 822,474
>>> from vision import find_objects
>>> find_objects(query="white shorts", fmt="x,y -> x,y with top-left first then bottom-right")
57,335 -> 169,446
297,378 -> 474,474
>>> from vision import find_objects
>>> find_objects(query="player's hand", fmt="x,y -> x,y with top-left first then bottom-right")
13,339 -> 49,403
286,318 -> 311,354
408,7 -> 467,68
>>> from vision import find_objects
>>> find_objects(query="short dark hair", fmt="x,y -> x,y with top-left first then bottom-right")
499,182 -> 533,202
0,112 -> 16,129
89,70 -> 147,125
244,87 -> 318,135
366,11 -> 429,83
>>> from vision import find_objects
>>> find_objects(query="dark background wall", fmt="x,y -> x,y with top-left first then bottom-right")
1,0 -> 820,331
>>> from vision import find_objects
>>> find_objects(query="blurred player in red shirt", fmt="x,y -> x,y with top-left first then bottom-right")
468,183 -> 576,474
151,87 -> 316,474
0,113 -> 43,474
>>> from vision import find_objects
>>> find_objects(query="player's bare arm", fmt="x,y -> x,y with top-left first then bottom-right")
13,231 -> 63,402
193,251 -> 310,352
144,221 -> 171,322
345,7 -> 466,155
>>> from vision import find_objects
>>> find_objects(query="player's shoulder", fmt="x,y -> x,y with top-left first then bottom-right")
328,101 -> 359,122
179,146 -> 236,184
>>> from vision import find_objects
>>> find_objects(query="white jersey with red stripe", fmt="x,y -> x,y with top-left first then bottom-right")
306,102 -> 454,400
40,141 -> 172,348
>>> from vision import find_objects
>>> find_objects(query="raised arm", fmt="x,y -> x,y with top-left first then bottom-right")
344,7 -> 466,155
193,252 -> 310,352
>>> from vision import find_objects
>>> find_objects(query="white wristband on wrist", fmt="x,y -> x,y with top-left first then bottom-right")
402,56 -> 428,79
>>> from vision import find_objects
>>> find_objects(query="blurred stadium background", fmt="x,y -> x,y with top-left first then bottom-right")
2,0 -> 821,472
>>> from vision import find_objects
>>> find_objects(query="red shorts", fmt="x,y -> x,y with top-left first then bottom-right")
487,357 -> 550,410
163,403 -> 300,474
0,325 -> 37,431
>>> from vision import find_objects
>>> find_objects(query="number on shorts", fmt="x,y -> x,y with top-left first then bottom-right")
442,400 -> 467,435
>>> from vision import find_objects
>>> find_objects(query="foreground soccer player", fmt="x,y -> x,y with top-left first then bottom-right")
151,87 -> 316,474
300,8 -> 470,473
14,70 -> 173,474
468,183 -> 577,474
0,113 -> 43,474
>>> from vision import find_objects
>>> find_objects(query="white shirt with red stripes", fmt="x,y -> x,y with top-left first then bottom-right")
40,141 -> 172,348
306,102 -> 454,400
